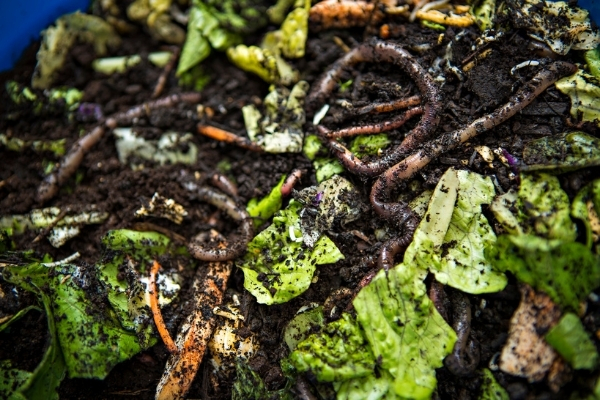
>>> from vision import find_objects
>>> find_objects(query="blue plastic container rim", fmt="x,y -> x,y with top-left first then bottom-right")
0,0 -> 91,72
0,0 -> 599,73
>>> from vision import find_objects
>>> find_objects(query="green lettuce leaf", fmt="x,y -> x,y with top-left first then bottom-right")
522,132 -> 600,172
545,313 -> 599,370
247,175 -> 286,227
176,1 -> 242,76
478,369 -> 509,400
232,362 -> 294,400
302,135 -> 344,182
3,262 -> 145,379
348,134 -> 390,158
406,168 -> 506,294
585,46 -> 600,79
238,200 -> 344,304
555,70 -> 600,127
290,313 -> 376,382
0,291 -> 66,400
488,235 -> 600,311
290,264 -> 456,400
283,306 -> 324,351
571,179 -> 600,248
490,173 -> 577,241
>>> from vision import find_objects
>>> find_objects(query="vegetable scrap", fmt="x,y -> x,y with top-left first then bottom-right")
2,0 -> 600,398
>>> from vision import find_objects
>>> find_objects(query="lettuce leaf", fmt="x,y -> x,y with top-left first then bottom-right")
406,168 -> 506,294
571,179 -> 600,248
290,263 -> 456,400
522,132 -> 600,172
545,313 -> 599,370
247,175 -> 286,227
555,71 -> 600,127
478,369 -> 509,400
491,173 -> 577,241
238,200 -> 344,304
487,235 -> 600,311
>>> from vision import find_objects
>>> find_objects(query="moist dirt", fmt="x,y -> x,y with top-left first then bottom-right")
1,8 -> 600,400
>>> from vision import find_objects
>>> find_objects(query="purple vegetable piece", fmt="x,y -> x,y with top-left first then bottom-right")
77,102 -> 103,122
312,191 -> 324,207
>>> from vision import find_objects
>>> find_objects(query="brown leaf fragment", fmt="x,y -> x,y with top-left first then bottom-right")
499,284 -> 561,382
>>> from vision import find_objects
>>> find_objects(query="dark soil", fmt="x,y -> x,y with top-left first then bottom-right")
1,3 -> 600,400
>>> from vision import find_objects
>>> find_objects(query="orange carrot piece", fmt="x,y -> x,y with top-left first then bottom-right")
149,260 -> 178,354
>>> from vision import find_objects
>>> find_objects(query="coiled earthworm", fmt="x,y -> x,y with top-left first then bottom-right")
36,92 -> 201,204
308,39 -> 442,176
187,186 -> 254,261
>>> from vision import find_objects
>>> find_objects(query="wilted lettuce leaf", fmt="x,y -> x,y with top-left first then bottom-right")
488,235 -> 600,311
0,291 -> 66,400
295,175 -> 363,247
227,0 -> 308,84
545,313 -> 599,370
247,175 -> 286,227
227,45 -> 281,83
348,134 -> 390,158
491,173 -> 577,241
302,135 -> 344,182
4,262 -> 145,379
0,230 -> 186,382
405,168 -> 506,294
479,369 -> 509,400
242,81 -> 308,153
585,46 -> 600,79
283,306 -> 324,351
471,0 -> 496,31
571,179 -> 600,248
232,362 -> 294,400
176,1 -> 242,76
522,132 -> 600,172
555,71 -> 600,127
238,200 -> 344,304
33,12 -> 121,89
508,0 -> 600,55
98,229 -> 183,347
290,313 -> 376,381
290,264 -> 456,400
280,0 -> 310,58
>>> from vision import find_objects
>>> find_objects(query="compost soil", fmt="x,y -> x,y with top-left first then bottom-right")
1,7 -> 600,400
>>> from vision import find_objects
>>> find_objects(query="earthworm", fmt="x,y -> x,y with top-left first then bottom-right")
37,126 -> 106,203
376,209 -> 419,271
308,39 -> 442,176
352,94 -> 421,115
280,169 -> 304,197
318,106 -> 424,139
373,61 -> 577,192
444,291 -> 480,376
152,47 -> 181,99
186,186 -> 254,261
210,173 -> 239,198
36,92 -> 202,203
